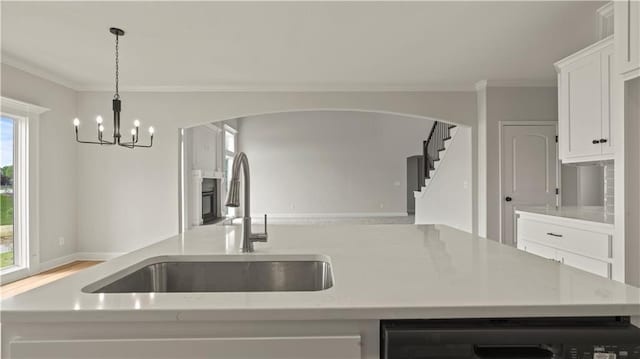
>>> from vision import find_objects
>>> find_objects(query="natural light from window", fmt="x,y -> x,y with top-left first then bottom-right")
0,116 -> 15,268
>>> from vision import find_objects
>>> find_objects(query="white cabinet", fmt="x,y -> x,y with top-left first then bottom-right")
10,336 -> 362,359
615,0 -> 640,76
556,37 -> 615,163
516,212 -> 616,280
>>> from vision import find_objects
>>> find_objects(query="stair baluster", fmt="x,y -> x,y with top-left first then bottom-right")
422,121 -> 456,179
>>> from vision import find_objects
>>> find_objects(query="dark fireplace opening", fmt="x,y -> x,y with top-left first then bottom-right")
202,178 -> 219,224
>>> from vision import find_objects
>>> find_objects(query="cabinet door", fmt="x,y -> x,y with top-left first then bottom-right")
557,249 -> 612,279
616,0 -> 640,75
559,52 -> 603,160
10,336 -> 362,359
601,44 -> 616,155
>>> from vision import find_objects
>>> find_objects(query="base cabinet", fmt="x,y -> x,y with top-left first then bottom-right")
9,336 -> 362,359
517,213 -> 616,280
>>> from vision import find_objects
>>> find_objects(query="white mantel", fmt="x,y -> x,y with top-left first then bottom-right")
191,169 -> 224,226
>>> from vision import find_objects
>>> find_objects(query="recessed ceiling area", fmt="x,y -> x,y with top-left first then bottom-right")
1,1 -> 604,91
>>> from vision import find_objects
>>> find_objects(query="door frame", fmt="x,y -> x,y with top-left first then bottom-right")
498,121 -> 560,245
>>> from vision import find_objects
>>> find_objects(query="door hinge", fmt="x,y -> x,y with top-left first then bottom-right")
555,135 -> 558,143
555,188 -> 559,195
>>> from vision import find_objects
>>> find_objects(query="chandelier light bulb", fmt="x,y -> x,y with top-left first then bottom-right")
148,126 -> 155,135
99,125 -> 105,132
131,128 -> 136,136
96,116 -> 103,124
73,118 -> 80,127
133,119 -> 140,127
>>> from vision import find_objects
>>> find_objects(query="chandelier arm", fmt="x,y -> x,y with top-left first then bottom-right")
99,138 -> 116,145
75,128 -> 114,145
119,136 -> 153,148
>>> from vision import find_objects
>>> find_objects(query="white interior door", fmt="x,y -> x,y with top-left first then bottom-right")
501,124 -> 558,246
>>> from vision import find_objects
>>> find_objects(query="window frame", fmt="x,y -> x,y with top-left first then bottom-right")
223,124 -> 238,218
0,97 -> 48,283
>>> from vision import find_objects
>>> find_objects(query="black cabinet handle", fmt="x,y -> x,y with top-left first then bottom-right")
600,138 -> 608,143
546,232 -> 563,237
505,196 -> 512,202
592,139 -> 600,144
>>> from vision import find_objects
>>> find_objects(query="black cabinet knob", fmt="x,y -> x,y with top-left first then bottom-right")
592,139 -> 600,144
505,196 -> 512,202
600,138 -> 608,143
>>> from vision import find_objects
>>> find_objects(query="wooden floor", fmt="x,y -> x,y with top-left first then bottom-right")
1,261 -> 101,299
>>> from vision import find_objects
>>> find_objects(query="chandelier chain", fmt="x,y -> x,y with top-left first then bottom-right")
114,34 -> 120,99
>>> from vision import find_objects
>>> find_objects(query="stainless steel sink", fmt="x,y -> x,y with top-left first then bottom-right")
83,255 -> 333,293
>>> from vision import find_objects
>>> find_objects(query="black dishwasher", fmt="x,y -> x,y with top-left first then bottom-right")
381,317 -> 640,359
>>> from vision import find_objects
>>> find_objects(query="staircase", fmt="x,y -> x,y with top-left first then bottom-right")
415,121 -> 458,196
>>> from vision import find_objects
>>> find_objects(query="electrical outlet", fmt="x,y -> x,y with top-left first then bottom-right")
58,237 -> 65,246
379,203 -> 384,209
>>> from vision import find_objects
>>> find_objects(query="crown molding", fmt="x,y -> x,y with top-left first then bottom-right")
484,79 -> 557,88
596,1 -> 614,18
554,35 -> 614,71
475,79 -> 556,92
76,83 -> 478,93
1,96 -> 50,115
1,52 -> 80,91
2,52 -> 554,93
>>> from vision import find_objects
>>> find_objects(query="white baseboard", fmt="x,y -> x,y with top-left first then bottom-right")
251,212 -> 409,218
37,252 -> 123,273
76,252 -> 125,261
38,253 -> 79,273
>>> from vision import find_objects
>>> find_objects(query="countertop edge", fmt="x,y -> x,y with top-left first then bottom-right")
3,304 -> 640,323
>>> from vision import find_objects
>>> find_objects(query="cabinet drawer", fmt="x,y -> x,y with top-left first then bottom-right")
557,249 -> 611,279
518,239 -> 557,261
518,218 -> 611,259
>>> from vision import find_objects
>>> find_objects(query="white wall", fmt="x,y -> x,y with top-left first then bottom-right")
415,126 -> 473,232
625,77 -> 640,286
237,111 -> 433,216
1,64 -> 78,264
481,85 -> 558,241
75,91 -> 476,253
475,83 -> 487,237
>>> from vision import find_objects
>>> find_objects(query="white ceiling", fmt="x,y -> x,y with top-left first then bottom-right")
1,1 -> 604,91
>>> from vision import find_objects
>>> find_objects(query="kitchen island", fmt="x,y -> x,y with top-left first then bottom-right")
2,224 -> 640,358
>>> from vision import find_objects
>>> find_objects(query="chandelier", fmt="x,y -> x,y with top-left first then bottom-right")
73,27 -> 154,149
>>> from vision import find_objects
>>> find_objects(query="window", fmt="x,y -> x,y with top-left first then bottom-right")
1,97 -> 48,282
1,117 -> 15,268
223,125 -> 238,217
0,112 -> 28,275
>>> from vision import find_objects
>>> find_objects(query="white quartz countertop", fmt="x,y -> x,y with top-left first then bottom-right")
516,206 -> 614,226
2,224 -> 639,323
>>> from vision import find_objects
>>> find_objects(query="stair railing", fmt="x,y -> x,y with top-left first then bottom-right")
422,121 -> 455,179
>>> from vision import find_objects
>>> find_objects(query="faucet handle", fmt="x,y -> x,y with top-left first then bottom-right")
264,214 -> 268,236
249,214 -> 268,243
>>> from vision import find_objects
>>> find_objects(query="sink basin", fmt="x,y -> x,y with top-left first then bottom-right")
83,255 -> 333,293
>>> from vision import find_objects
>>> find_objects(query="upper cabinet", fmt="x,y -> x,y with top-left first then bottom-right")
615,0 -> 640,77
555,37 -> 615,163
